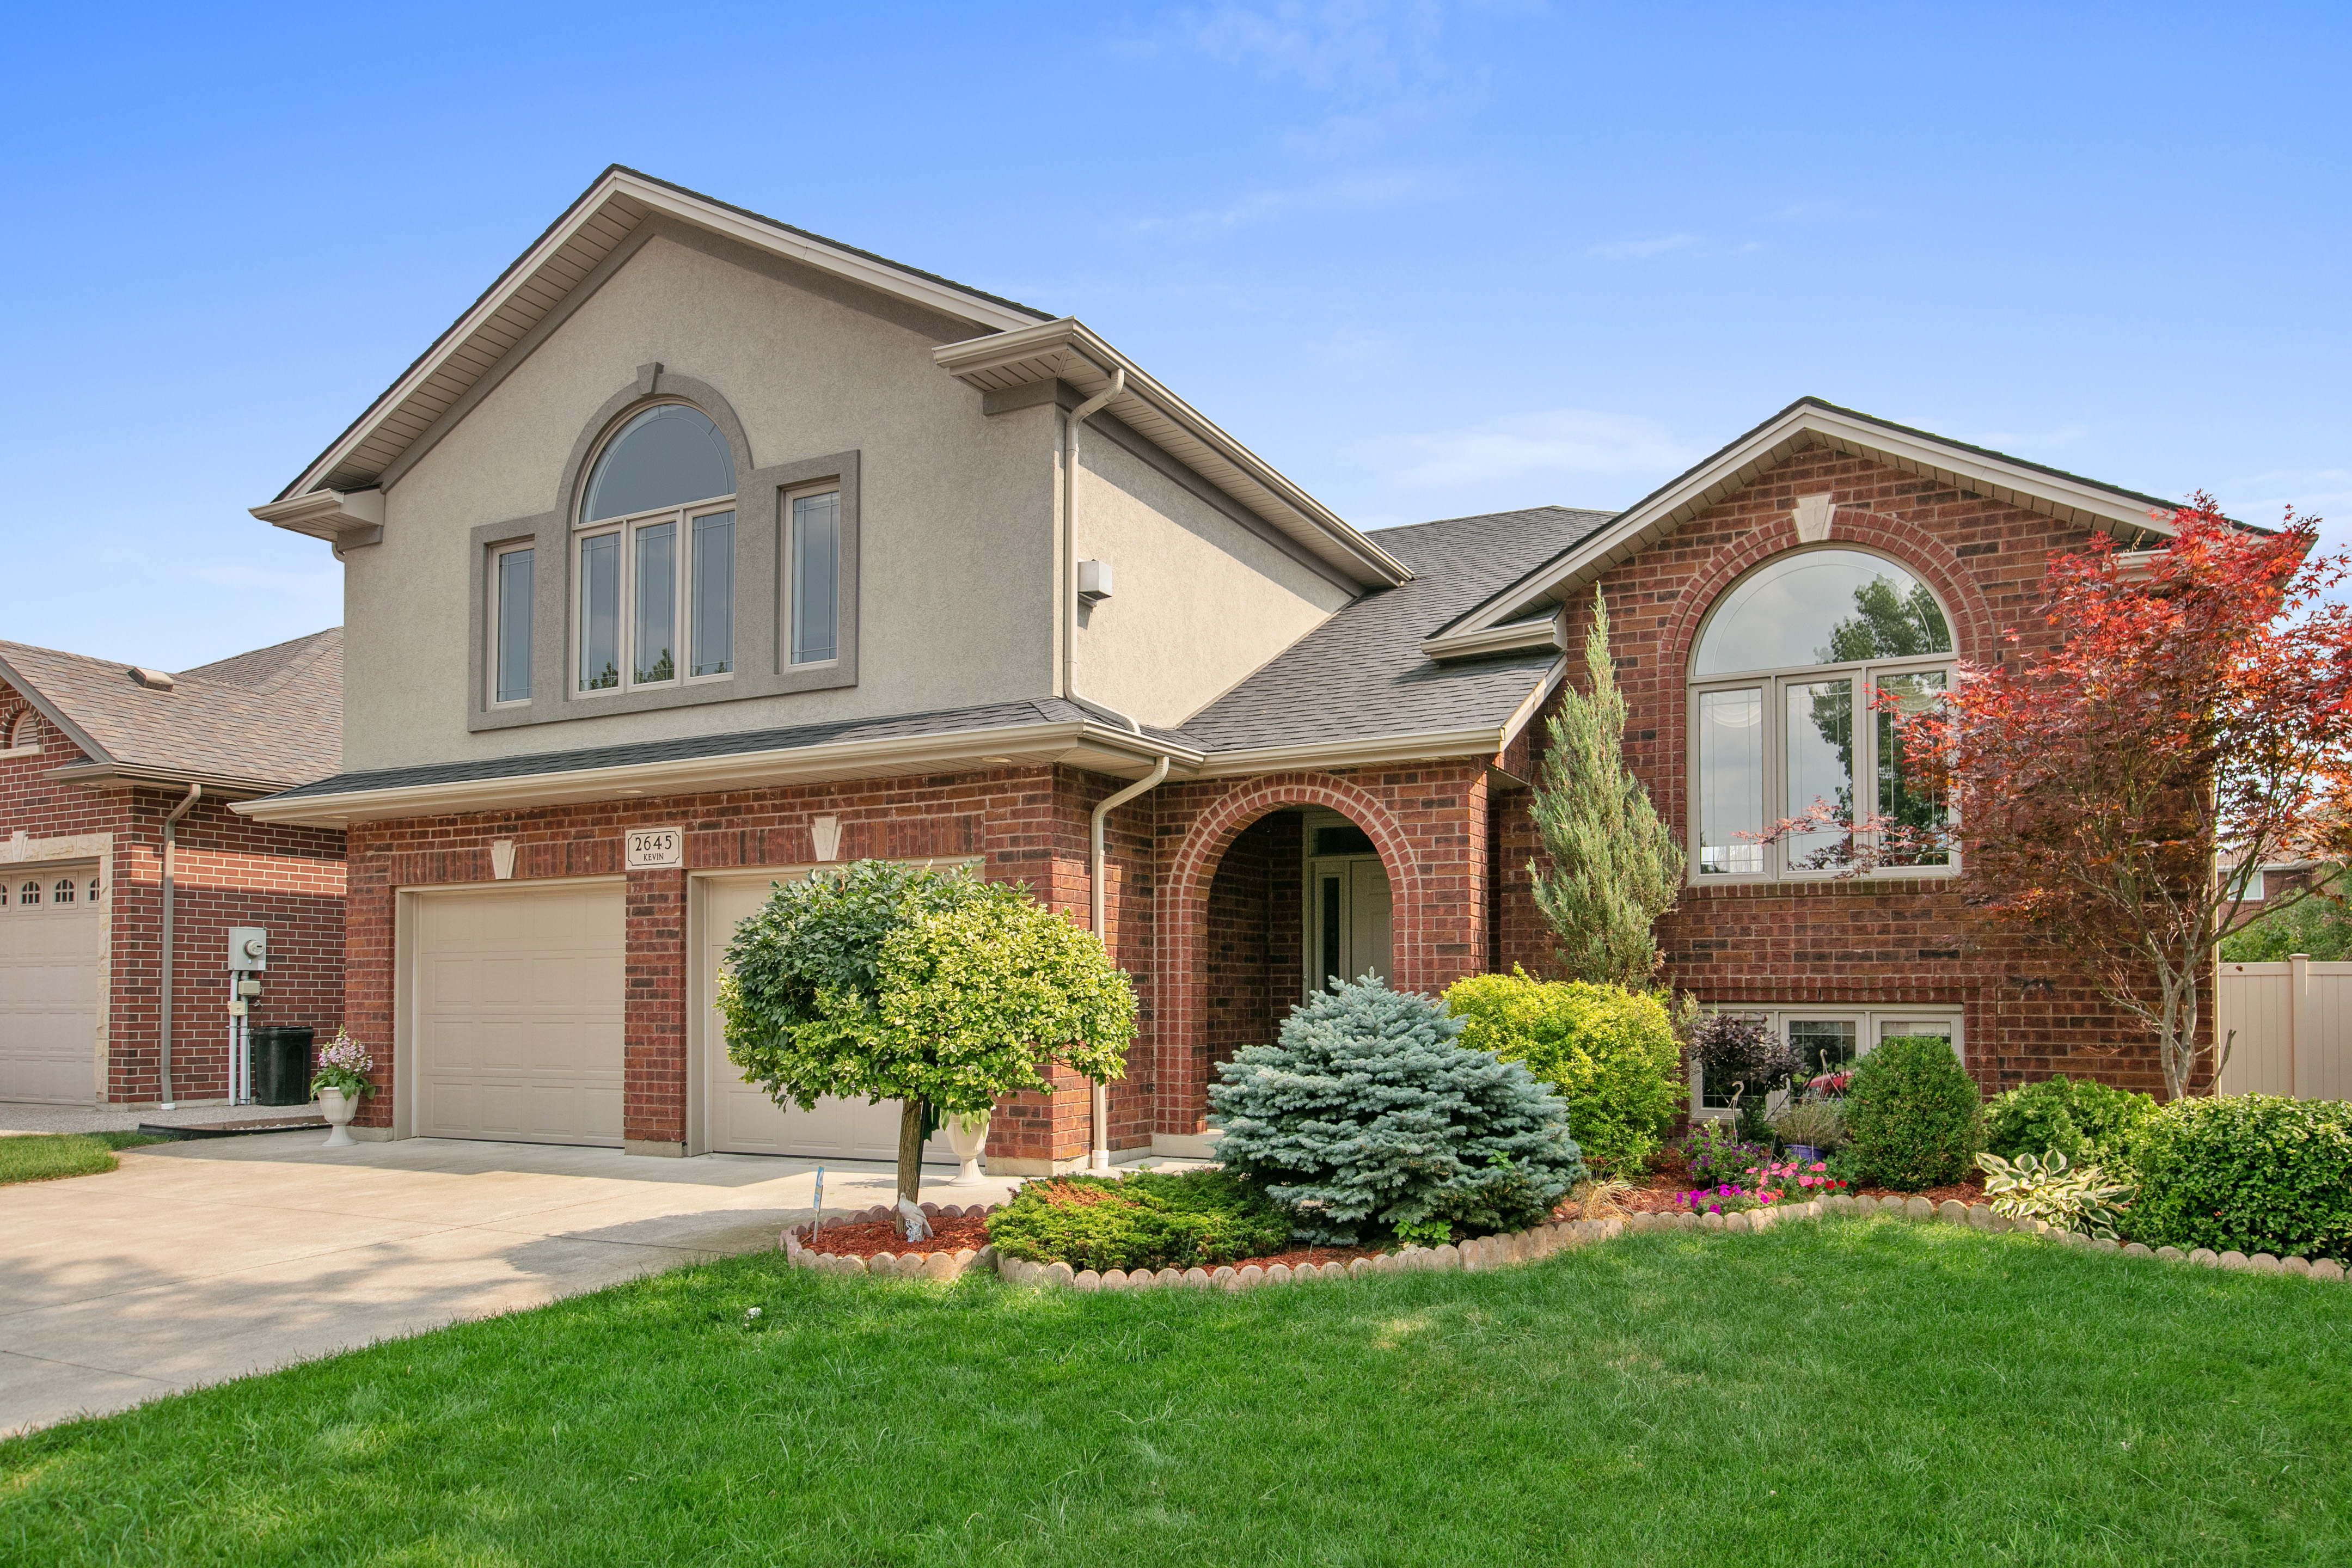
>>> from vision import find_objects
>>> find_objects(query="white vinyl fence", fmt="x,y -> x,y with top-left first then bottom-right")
2216,956 -> 2352,1100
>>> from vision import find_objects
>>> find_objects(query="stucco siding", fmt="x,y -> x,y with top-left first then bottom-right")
344,229 -> 1054,771
1068,428 -> 1352,728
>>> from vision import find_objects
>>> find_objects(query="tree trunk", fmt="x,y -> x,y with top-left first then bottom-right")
895,1098 -> 925,1213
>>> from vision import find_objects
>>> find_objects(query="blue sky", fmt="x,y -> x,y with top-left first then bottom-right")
5,2 -> 2348,669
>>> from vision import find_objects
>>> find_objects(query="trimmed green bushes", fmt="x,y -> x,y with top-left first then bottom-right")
984,1168 -> 1290,1274
1983,1074 -> 2157,1170
1844,1035 -> 1983,1189
1442,970 -> 1683,1174
1211,976 -> 1585,1245
2126,1094 -> 2352,1258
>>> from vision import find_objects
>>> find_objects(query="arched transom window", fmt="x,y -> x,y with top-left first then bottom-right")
573,403 -> 738,695
1689,548 -> 1955,879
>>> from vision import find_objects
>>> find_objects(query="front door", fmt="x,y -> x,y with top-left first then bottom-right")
1307,854 -> 1391,996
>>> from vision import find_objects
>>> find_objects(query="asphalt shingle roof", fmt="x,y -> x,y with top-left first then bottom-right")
0,629 -> 342,787
1174,506 -> 1616,752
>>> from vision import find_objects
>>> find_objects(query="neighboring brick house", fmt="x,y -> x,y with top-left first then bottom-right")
237,166 -> 2204,1173
0,631 -> 346,1106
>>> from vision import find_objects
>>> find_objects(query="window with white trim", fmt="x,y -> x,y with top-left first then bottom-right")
1693,1008 -> 1962,1114
17,881 -> 38,906
572,403 -> 736,694
787,484 -> 840,665
489,542 -> 533,706
1689,548 -> 1956,880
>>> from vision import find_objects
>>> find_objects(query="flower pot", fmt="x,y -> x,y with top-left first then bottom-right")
318,1087 -> 362,1148
944,1110 -> 990,1186
1786,1144 -> 1821,1166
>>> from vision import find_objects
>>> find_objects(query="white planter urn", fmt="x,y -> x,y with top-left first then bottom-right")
944,1110 -> 991,1186
318,1087 -> 362,1148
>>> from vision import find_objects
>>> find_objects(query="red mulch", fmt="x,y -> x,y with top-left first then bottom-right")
804,1212 -> 993,1258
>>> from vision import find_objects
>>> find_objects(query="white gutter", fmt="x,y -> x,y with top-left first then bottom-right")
1062,367 -> 1125,699
157,782 -> 201,1109
1087,752 -> 1169,1173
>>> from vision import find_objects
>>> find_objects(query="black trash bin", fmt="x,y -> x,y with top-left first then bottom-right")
249,1025 -> 316,1107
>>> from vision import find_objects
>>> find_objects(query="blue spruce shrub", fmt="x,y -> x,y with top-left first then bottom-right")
1208,975 -> 1585,1244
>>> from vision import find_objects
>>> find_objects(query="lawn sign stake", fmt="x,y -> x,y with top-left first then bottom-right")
811,1167 -> 824,1237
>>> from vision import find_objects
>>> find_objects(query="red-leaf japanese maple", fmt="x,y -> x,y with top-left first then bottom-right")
1898,496 -> 2352,1098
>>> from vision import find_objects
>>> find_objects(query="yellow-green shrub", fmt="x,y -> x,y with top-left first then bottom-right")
1442,969 -> 1682,1173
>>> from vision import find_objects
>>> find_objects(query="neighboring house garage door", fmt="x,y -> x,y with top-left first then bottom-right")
413,880 -> 624,1147
699,871 -> 948,1162
0,869 -> 101,1105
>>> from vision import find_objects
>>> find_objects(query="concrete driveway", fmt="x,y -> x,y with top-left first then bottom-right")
0,1131 -> 1018,1437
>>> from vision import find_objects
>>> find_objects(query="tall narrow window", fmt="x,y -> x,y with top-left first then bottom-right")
791,489 -> 840,665
573,401 -> 736,695
492,544 -> 533,704
579,532 -> 621,690
691,512 -> 733,677
1688,548 -> 1955,879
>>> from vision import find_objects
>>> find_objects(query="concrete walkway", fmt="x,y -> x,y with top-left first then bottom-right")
0,1131 -> 1019,1437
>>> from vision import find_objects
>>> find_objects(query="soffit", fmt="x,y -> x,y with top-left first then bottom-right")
934,319 -> 1411,590
276,167 -> 1052,503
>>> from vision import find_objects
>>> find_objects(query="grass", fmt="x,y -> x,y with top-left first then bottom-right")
3,1218 -> 2349,1566
0,1131 -> 174,1186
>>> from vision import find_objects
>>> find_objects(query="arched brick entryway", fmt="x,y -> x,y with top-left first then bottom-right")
1154,770 -> 1472,1138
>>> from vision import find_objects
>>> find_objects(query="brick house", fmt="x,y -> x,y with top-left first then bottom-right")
0,632 -> 345,1107
237,167 -> 2196,1173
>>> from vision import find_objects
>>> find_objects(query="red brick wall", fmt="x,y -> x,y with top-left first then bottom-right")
1500,445 -> 2188,1097
340,764 -> 1153,1157
0,683 -> 347,1104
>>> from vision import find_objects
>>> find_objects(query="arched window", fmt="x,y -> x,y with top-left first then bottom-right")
1689,548 -> 1955,879
52,879 -> 75,905
571,403 -> 738,696
2,709 -> 33,751
87,876 -> 101,902
17,881 -> 38,906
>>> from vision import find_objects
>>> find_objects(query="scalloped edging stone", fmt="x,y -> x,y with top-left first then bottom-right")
780,1200 -> 1003,1281
780,1188 -> 2352,1290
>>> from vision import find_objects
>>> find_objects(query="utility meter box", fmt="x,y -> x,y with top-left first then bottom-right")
227,927 -> 269,971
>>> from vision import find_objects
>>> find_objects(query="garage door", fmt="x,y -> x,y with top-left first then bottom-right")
0,868 -> 100,1105
413,880 -> 624,1146
700,871 -> 949,1161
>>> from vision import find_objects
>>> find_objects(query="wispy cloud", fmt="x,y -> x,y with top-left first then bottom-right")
1350,407 -> 1699,488
2227,467 -> 2352,522
1131,167 -> 1460,235
1585,232 -> 1696,261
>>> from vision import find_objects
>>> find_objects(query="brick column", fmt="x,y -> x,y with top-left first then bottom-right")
623,866 -> 688,1153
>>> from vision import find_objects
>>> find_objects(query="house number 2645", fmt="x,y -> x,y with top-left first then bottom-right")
625,827 -> 683,868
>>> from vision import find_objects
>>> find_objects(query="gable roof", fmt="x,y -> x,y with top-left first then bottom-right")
0,629 -> 343,794
1426,396 -> 2187,651
1173,506 -> 1614,768
269,166 -> 1053,503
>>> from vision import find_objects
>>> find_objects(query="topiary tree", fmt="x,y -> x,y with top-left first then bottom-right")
1209,975 -> 1585,1245
1441,968 -> 1683,1175
1842,1034 -> 1984,1190
1528,588 -> 1686,987
717,860 -> 1135,1205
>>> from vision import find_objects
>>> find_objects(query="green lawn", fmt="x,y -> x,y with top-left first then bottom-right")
0,1131 -> 173,1187
4,1218 -> 2348,1566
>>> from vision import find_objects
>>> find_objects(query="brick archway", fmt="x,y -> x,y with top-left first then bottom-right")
1155,772 -> 1428,1136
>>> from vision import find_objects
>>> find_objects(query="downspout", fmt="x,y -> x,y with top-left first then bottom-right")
1060,367 -> 1125,700
157,781 -> 201,1109
1088,753 -> 1168,1172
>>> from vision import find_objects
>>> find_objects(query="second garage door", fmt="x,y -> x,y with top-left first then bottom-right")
700,871 -> 950,1161
413,880 -> 624,1147
0,868 -> 101,1105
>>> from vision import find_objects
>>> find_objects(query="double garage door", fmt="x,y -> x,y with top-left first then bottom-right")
0,868 -> 100,1105
410,874 -> 945,1158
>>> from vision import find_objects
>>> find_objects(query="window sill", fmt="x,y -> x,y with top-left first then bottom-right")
470,659 -> 854,732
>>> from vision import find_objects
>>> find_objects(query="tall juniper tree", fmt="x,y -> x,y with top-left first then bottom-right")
1529,588 -> 1686,987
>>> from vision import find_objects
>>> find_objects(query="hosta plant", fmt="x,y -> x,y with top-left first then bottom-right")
1975,1149 -> 2134,1241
